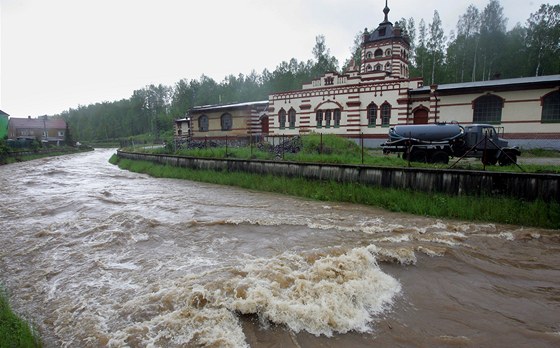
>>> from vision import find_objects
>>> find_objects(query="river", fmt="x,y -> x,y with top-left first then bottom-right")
0,148 -> 559,347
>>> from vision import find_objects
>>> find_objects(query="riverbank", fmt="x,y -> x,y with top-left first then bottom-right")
0,289 -> 41,347
109,155 -> 560,229
1,146 -> 94,165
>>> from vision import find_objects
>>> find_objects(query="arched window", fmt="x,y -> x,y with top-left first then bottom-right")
473,95 -> 503,124
367,103 -> 377,127
316,110 -> 323,128
198,115 -> 209,132
333,109 -> 341,127
221,113 -> 232,131
366,51 -> 373,59
385,62 -> 392,72
288,108 -> 296,129
374,48 -> 383,58
366,64 -> 372,72
278,109 -> 286,129
381,103 -> 391,126
385,49 -> 392,56
374,64 -> 382,71
325,110 -> 332,128
542,91 -> 560,123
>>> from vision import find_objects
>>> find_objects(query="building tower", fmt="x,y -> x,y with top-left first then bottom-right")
360,0 -> 411,79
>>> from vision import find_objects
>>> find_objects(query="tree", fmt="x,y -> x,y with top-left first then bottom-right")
526,4 -> 560,76
456,5 -> 481,82
427,10 -> 446,84
311,35 -> 339,77
479,0 -> 508,80
413,19 -> 428,79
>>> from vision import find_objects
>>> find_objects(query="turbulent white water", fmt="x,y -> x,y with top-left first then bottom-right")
1,149 -> 559,347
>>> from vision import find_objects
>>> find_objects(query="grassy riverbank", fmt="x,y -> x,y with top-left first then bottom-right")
110,155 -> 560,229
0,289 -> 41,347
134,134 -> 560,174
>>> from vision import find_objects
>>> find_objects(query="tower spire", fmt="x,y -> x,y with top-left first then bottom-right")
383,0 -> 390,23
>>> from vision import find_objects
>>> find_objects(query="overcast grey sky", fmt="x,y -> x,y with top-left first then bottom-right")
1,0 -> 542,117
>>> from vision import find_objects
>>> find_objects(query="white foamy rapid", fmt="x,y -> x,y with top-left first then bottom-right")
93,246 -> 401,347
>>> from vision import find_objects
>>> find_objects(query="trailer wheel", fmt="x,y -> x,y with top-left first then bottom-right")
499,153 -> 517,166
482,156 -> 498,165
409,150 -> 428,163
430,151 -> 449,164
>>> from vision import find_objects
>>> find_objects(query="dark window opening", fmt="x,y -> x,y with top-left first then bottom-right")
279,109 -> 286,129
288,108 -> 296,129
198,115 -> 209,132
542,91 -> 560,123
473,95 -> 503,124
381,103 -> 391,126
221,113 -> 232,131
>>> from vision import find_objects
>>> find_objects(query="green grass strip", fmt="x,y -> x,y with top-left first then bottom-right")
110,155 -> 560,229
0,289 -> 41,348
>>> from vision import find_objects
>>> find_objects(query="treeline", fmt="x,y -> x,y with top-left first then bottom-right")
56,1 -> 559,142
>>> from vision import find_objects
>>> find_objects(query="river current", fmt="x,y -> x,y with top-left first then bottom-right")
0,149 -> 559,347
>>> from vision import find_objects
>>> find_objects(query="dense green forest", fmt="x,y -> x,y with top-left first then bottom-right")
55,1 -> 559,143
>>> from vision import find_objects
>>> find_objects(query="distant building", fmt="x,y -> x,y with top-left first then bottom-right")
175,101 -> 268,144
8,116 -> 67,145
0,110 -> 8,139
176,1 -> 560,149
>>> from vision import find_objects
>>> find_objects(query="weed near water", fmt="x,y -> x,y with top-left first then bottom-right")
110,155 -> 560,229
0,289 -> 41,347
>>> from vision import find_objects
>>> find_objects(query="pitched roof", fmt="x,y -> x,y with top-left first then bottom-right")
189,100 -> 269,114
411,74 -> 560,94
9,117 -> 66,129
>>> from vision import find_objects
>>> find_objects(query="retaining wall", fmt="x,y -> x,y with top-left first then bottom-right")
117,150 -> 560,202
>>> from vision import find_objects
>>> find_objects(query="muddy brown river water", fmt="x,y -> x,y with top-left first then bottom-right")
1,149 -> 559,347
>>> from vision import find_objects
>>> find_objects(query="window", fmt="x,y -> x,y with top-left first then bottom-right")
374,49 -> 383,58
385,49 -> 392,56
366,51 -> 373,59
366,65 -> 372,72
279,109 -> 286,129
58,130 -> 65,137
542,91 -> 560,123
381,103 -> 391,126
473,95 -> 503,124
316,110 -> 323,128
325,110 -> 332,128
333,109 -> 341,127
221,113 -> 232,131
385,62 -> 391,72
288,108 -> 296,128
198,115 -> 209,132
367,103 -> 377,127
374,64 -> 382,71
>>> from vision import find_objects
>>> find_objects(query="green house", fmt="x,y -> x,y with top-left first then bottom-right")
0,110 -> 8,139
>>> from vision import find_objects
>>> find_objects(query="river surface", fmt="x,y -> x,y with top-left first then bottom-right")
1,149 -> 559,347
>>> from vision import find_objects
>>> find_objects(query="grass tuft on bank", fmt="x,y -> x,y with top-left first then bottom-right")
0,289 -> 41,348
109,155 -> 560,229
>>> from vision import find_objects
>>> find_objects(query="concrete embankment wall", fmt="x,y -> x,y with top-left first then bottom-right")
117,150 -> 560,202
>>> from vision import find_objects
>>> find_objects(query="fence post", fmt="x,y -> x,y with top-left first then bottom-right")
361,132 -> 364,164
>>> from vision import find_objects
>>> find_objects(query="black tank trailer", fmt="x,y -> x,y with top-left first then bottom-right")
381,123 -> 521,165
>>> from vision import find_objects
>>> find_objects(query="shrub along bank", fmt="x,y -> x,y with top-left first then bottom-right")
109,155 -> 560,229
0,289 -> 41,347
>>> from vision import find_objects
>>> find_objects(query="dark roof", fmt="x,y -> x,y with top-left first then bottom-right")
9,117 -> 66,129
411,74 -> 560,94
189,100 -> 268,114
0,110 -> 9,117
363,1 -> 409,45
